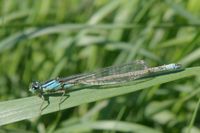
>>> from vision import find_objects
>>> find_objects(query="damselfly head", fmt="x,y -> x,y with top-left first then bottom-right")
29,81 -> 42,94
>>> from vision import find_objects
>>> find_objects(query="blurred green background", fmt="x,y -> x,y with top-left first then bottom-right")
0,0 -> 200,132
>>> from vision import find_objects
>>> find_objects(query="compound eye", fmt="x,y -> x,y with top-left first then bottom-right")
33,85 -> 38,90
29,81 -> 42,94
32,81 -> 40,90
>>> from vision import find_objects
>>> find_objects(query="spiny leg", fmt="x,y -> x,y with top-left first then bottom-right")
58,90 -> 66,111
39,93 -> 50,114
39,93 -> 45,115
58,81 -> 68,110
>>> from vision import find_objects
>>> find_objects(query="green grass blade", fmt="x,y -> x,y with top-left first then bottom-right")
187,97 -> 200,133
0,67 -> 199,126
55,120 -> 162,133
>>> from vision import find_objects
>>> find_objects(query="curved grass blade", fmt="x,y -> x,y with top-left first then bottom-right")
0,67 -> 199,126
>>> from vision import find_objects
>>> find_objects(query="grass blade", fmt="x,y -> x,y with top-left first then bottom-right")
55,120 -> 162,133
0,67 -> 199,126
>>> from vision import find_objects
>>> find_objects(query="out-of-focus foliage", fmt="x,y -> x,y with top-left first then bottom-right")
0,0 -> 199,132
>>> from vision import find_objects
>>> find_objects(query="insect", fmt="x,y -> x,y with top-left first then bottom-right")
29,60 -> 183,109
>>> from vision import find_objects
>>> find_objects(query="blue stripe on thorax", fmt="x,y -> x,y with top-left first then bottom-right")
42,80 -> 74,92
42,80 -> 62,92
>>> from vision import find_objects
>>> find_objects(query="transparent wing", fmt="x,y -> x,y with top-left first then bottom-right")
59,60 -> 148,85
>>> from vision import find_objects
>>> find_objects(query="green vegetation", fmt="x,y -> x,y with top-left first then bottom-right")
0,0 -> 200,132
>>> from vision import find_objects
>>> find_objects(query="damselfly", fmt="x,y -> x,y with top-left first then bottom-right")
29,60 -> 183,98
